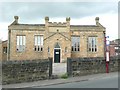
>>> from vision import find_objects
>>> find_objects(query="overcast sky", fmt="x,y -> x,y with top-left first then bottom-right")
0,0 -> 119,41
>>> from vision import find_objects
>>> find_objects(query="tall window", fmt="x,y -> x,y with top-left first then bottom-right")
88,37 -> 97,52
71,36 -> 80,52
17,35 -> 26,52
34,35 -> 43,52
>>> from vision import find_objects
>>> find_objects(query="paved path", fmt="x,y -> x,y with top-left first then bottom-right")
2,72 -> 118,88
53,63 -> 67,75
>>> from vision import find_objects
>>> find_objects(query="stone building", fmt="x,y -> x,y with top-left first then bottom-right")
7,16 -> 106,62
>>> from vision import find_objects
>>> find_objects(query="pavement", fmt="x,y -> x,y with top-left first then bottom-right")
2,72 -> 118,88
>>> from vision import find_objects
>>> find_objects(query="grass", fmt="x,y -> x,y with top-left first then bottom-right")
60,73 -> 68,79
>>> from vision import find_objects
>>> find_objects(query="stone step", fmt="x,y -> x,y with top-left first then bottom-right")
53,63 -> 67,75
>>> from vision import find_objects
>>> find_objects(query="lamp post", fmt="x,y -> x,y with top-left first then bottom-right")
106,36 -> 110,73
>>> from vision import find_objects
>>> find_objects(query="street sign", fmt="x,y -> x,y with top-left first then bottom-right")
106,40 -> 110,46
106,52 -> 109,62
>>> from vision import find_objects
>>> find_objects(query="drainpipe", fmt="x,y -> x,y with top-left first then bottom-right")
103,31 -> 106,59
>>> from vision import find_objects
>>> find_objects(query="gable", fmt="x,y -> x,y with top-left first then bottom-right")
44,32 -> 71,41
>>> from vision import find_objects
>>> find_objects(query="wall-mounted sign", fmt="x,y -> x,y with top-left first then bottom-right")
106,40 -> 110,46
56,52 -> 59,54
106,52 -> 109,62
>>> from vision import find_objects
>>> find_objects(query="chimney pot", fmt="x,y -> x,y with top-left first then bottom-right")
66,17 -> 70,21
95,17 -> 99,26
14,16 -> 19,20
45,16 -> 49,21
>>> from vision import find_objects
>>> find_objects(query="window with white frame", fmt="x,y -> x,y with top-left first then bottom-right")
34,35 -> 43,52
88,37 -> 97,52
17,35 -> 26,52
71,36 -> 80,52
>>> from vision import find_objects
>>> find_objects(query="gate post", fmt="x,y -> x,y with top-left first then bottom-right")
67,57 -> 72,77
49,57 -> 53,78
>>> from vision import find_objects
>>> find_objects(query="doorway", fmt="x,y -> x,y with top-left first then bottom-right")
54,43 -> 61,63
54,49 -> 60,63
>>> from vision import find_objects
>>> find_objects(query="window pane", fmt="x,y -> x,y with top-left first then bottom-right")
89,37 -> 92,51
34,46 -> 36,51
19,36 -> 23,45
38,36 -> 40,45
17,36 -> 19,45
72,46 -> 74,51
38,46 -> 40,51
19,45 -> 23,51
71,37 -> 75,46
41,36 -> 43,46
76,37 -> 80,43
88,37 -> 97,52
71,36 -> 80,51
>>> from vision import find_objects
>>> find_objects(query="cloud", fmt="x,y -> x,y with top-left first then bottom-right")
0,2 -> 117,23
0,2 -> 118,41
0,22 -> 9,40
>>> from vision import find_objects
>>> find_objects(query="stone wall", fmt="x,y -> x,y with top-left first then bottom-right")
2,58 -> 52,85
67,56 -> 118,77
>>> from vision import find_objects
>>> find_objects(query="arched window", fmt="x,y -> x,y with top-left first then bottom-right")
54,42 -> 60,48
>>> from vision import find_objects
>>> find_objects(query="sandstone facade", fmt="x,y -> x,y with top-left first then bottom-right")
7,16 -> 106,62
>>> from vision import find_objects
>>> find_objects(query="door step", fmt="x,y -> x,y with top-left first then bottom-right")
53,63 -> 67,75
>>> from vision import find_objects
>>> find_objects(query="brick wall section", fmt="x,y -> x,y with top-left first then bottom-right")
67,56 -> 118,77
2,58 -> 52,85
109,45 -> 116,56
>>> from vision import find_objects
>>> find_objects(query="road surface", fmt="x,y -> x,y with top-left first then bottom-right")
36,73 -> 118,88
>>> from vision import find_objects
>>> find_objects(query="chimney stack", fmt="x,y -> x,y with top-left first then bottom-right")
14,16 -> 19,24
95,17 -> 99,26
66,17 -> 70,22
45,16 -> 49,22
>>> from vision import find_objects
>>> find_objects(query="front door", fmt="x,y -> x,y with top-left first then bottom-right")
54,49 -> 60,63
